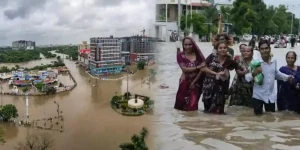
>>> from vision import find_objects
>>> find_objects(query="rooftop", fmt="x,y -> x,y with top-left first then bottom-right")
215,0 -> 234,5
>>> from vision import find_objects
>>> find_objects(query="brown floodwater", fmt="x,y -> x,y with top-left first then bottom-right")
0,55 -> 155,150
152,42 -> 300,150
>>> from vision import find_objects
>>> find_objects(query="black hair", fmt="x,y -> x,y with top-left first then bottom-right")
286,51 -> 297,60
214,41 -> 228,50
244,46 -> 254,52
239,44 -> 247,49
258,39 -> 270,49
215,34 -> 230,42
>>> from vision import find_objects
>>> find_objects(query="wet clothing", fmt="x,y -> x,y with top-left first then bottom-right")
233,55 -> 241,61
229,59 -> 253,107
175,37 -> 205,111
202,54 -> 239,114
253,98 -> 275,115
277,66 -> 300,113
245,58 -> 289,115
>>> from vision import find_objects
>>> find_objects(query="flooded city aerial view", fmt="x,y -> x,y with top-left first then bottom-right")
2,0 -> 300,150
0,0 -> 157,150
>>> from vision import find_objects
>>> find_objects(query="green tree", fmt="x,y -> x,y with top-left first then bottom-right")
137,61 -> 146,70
119,127 -> 149,150
22,87 -> 30,93
202,5 -> 219,34
273,5 -> 290,34
123,92 -> 131,99
35,82 -> 44,91
231,1 -> 252,35
15,65 -> 20,70
45,87 -> 57,95
229,0 -> 299,35
0,104 -> 18,122
0,50 -> 41,63
180,13 -> 207,36
57,56 -> 61,62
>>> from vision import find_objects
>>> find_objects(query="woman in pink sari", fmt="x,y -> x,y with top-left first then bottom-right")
174,37 -> 206,111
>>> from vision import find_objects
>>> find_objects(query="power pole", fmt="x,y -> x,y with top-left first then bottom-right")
177,0 -> 181,41
287,4 -> 295,34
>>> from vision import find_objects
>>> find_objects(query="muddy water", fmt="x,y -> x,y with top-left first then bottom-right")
0,56 -> 155,150
152,42 -> 300,150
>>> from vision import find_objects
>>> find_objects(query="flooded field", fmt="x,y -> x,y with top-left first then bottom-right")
152,42 -> 300,150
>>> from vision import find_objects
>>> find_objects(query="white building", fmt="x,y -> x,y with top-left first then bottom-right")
154,0 -> 213,41
215,0 -> 234,10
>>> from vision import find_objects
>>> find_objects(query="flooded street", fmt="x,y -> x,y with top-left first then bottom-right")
0,56 -> 155,150
153,42 -> 300,150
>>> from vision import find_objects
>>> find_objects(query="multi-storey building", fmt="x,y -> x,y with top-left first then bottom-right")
129,36 -> 156,61
120,37 -> 131,52
89,37 -> 123,75
78,41 -> 90,67
12,40 -> 36,50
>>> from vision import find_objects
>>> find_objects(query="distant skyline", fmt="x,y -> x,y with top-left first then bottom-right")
0,0 -> 155,46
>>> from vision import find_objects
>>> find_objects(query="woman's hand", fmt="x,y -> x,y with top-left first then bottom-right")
253,66 -> 262,76
288,75 -> 294,84
241,67 -> 249,75
218,71 -> 225,76
197,63 -> 206,70
189,82 -> 195,89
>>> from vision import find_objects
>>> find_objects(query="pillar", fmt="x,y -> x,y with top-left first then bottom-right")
165,4 -> 168,22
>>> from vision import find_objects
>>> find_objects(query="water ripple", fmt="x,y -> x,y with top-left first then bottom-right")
153,42 -> 300,150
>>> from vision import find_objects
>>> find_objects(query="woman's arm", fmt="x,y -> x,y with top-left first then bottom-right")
191,69 -> 202,85
202,67 -> 218,75
180,66 -> 198,73
180,63 -> 205,73
177,53 -> 204,73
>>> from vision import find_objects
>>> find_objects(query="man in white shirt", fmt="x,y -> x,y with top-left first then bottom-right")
245,40 -> 294,115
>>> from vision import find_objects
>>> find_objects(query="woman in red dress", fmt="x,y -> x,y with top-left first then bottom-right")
174,37 -> 205,111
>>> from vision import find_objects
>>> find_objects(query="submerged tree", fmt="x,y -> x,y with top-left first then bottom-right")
0,104 -> 18,122
0,127 -> 5,145
15,132 -> 54,150
119,127 -> 149,150
137,61 -> 146,70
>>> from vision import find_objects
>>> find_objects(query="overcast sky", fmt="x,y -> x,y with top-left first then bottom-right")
0,0 -> 155,46
264,0 -> 300,13
0,0 -> 299,46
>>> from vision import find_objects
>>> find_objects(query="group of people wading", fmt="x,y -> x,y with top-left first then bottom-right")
175,34 -> 300,115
